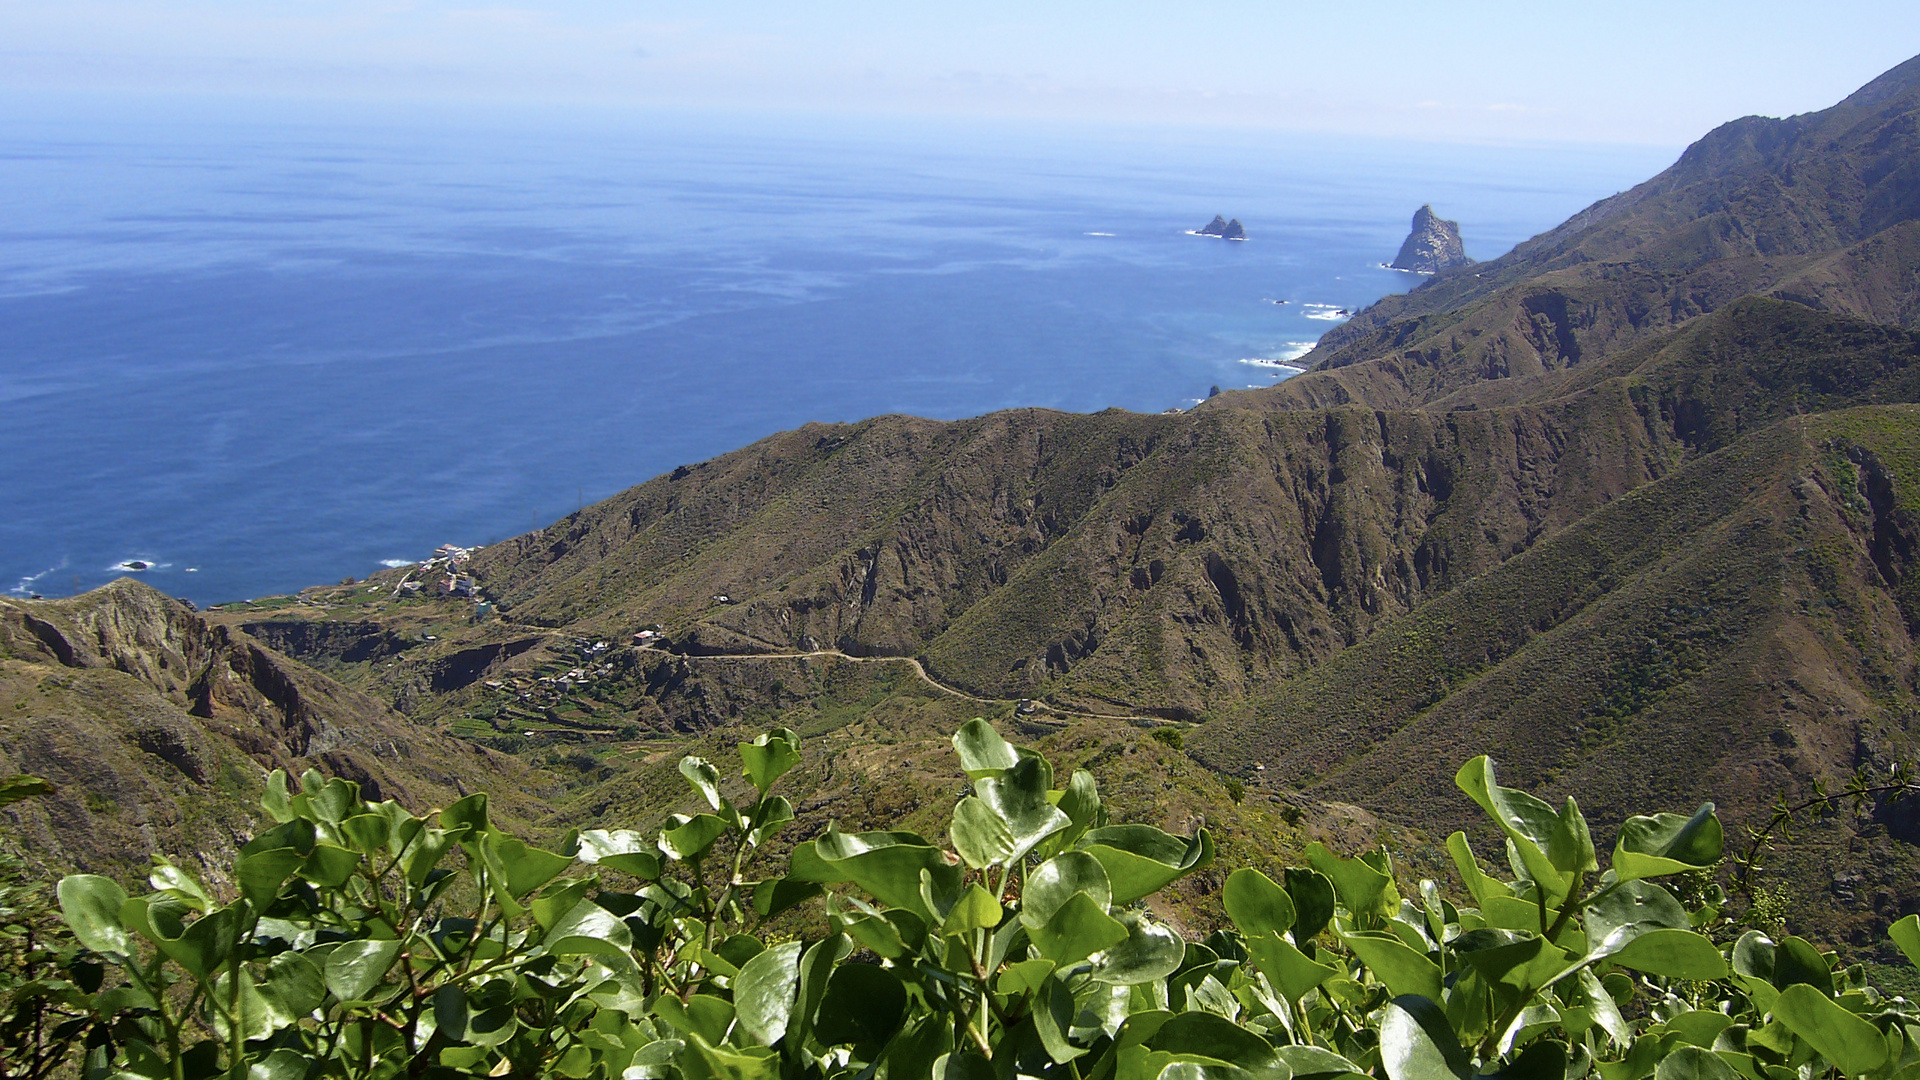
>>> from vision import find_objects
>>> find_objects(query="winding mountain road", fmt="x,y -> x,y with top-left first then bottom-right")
639,644 -> 1174,726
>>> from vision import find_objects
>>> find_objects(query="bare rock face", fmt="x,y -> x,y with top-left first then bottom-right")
1390,204 -> 1472,272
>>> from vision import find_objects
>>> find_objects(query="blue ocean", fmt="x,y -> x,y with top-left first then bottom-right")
0,102 -> 1674,604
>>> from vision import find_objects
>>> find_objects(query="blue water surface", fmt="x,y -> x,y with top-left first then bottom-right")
0,100 -> 1676,603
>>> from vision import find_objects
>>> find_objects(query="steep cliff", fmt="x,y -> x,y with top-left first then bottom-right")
0,581 -> 541,878
1389,204 -> 1472,272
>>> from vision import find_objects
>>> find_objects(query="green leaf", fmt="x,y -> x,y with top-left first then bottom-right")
1609,929 -> 1728,980
1033,973 -> 1088,1064
1773,984 -> 1888,1076
1078,824 -> 1212,904
1890,915 -> 1920,972
1613,804 -> 1722,881
1246,931 -> 1338,1003
998,957 -> 1056,996
1051,768 -> 1102,851
439,792 -> 490,837
432,985 -> 468,1043
482,833 -> 571,897
1580,968 -> 1631,1048
261,770 -> 294,822
662,995 -> 739,1049
788,933 -> 849,1050
152,905 -> 235,980
261,951 -> 325,1020
659,813 -> 731,862
1665,1012 -> 1735,1049
1029,891 -> 1128,966
1732,930 -> 1775,979
1770,936 -> 1833,995
883,1015 -> 956,1080
813,962 -> 907,1048
530,876 -> 596,931
751,876 -> 824,919
338,813 -> 391,854
1486,1041 -> 1569,1080
1550,796 -> 1599,874
1586,879 -> 1692,956
1454,757 -> 1570,901
248,1048 -> 313,1080
789,827 -> 963,923
1224,868 -> 1296,938
746,796 -> 794,847
952,718 -> 1021,779
1342,931 -> 1443,1002
57,875 -> 132,956
545,899 -> 633,957
0,774 -> 54,805
739,729 -> 801,793
1446,832 -> 1511,906
1285,868 -> 1337,943
830,895 -> 910,957
1380,995 -> 1471,1080
680,756 -> 725,811
942,884 -> 1004,935
577,828 -> 664,879
298,843 -> 361,887
733,941 -> 802,1047
1146,1011 -> 1285,1074
209,967 -> 280,1043
399,828 -> 452,887
1307,842 -> 1395,918
1092,911 -> 1186,986
679,1032 -> 779,1080
304,773 -> 359,823
1024,851 -> 1113,927
975,755 -> 1073,863
1456,934 -> 1571,996
1653,1047 -> 1741,1080
1276,1046 -> 1366,1079
951,797 -> 1016,869
324,939 -> 401,1003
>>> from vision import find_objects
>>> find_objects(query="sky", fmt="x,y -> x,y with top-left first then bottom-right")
2,1 -> 1919,145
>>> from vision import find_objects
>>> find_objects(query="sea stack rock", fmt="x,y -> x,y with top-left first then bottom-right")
1195,215 -> 1248,240
1390,205 -> 1471,272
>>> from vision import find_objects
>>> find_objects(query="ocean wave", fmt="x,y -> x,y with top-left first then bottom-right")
1301,304 -> 1351,322
380,558 -> 416,568
1239,358 -> 1306,374
1083,232 -> 1116,237
9,560 -> 68,596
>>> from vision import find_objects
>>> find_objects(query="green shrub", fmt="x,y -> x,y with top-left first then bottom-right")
38,725 -> 1920,1079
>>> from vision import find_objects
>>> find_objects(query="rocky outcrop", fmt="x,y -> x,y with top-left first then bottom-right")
1390,204 -> 1471,272
1194,216 -> 1247,240
0,580 -> 540,878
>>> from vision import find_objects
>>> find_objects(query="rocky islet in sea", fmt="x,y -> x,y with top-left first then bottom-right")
1193,214 -> 1247,240
1389,203 -> 1472,272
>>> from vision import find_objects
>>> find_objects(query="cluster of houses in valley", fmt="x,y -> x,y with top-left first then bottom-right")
477,636 -> 629,738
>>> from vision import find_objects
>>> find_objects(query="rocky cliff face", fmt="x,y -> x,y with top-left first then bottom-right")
0,581 -> 540,878
1389,204 -> 1472,272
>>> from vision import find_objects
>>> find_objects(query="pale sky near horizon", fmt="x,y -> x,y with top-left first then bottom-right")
3,1 -> 1918,146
